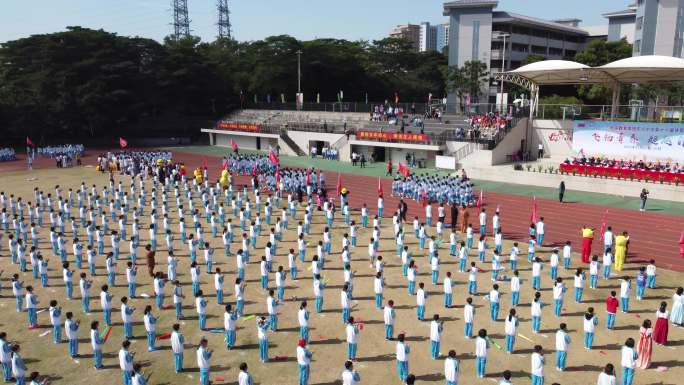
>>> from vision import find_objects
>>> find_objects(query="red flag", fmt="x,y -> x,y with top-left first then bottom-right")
599,209 -> 609,241
394,92 -> 399,104
252,164 -> 257,177
230,139 -> 238,152
202,156 -> 208,170
275,168 -> 281,186
26,137 -> 34,147
377,177 -> 383,197
421,190 -> 427,208
119,137 -> 128,149
336,173 -> 342,196
268,149 -> 280,165
476,190 -> 483,209
398,162 -> 410,177
530,196 -> 538,224
156,332 -> 172,340
305,171 -> 311,186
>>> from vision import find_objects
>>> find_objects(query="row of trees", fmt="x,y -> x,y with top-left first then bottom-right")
0,27 -> 449,142
3,28 -> 683,143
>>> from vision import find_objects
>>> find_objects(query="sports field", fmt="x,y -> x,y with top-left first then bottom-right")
0,154 -> 682,385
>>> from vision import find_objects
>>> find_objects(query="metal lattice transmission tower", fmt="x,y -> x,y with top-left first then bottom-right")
171,0 -> 191,40
217,0 -> 232,39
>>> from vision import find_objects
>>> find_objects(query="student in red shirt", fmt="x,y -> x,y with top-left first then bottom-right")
606,291 -> 619,330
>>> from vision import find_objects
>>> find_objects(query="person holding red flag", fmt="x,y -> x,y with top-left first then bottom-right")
336,174 -> 342,197
386,160 -> 393,176
398,163 -> 410,178
230,139 -> 239,153
268,149 -> 280,165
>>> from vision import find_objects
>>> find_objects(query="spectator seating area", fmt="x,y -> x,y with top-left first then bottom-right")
216,109 -> 514,148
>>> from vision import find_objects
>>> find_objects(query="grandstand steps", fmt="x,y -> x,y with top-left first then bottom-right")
278,129 -> 306,157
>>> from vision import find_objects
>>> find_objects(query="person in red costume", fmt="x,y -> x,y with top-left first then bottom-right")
581,226 -> 594,263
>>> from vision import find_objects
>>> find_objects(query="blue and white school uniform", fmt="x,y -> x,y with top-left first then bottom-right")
49,305 -> 62,343
504,315 -> 519,353
429,320 -> 443,359
530,352 -> 545,385
583,314 -> 598,349
620,345 -> 637,385
143,313 -> 158,351
197,345 -> 213,384
119,348 -> 134,385
474,336 -> 489,377
121,304 -> 134,338
555,329 -> 570,370
101,291 -> 113,325
171,330 -> 185,373
444,356 -> 460,385
395,341 -> 410,382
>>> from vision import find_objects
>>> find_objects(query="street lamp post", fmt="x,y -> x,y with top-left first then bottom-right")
495,33 -> 510,114
296,50 -> 302,94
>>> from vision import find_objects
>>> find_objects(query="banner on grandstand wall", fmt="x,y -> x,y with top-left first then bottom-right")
356,131 -> 428,143
217,122 -> 261,132
572,120 -> 684,161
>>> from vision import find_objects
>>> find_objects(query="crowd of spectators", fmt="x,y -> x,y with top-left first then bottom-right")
370,104 -> 406,123
0,148 -> 16,162
563,156 -> 684,173
457,113 -> 510,141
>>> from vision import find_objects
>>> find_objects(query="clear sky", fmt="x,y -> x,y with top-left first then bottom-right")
0,0 -> 626,43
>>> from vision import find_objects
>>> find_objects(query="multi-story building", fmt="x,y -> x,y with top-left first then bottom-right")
633,0 -> 684,57
443,0 -> 588,104
389,24 -> 421,51
436,23 -> 450,53
420,22 -> 450,53
603,5 -> 636,43
604,1 -> 684,57
420,22 -> 438,52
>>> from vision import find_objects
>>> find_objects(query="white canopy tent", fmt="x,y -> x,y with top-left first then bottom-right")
495,55 -> 684,119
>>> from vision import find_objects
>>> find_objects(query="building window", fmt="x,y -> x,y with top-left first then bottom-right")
512,26 -> 529,35
549,32 -> 563,41
564,49 -> 576,58
549,47 -> 563,56
531,45 -> 547,54
636,16 -> 643,31
472,21 -> 480,60
512,43 -> 529,52
634,40 -> 641,54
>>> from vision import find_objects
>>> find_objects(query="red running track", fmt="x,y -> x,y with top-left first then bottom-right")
174,151 -> 684,272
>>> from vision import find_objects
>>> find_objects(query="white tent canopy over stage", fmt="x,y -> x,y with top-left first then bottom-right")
495,55 -> 684,119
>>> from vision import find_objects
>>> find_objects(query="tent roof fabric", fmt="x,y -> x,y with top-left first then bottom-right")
501,55 -> 684,85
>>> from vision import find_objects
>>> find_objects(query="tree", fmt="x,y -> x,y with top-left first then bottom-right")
446,60 -> 489,108
522,54 -> 546,65
0,28 -> 450,141
574,38 -> 632,104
